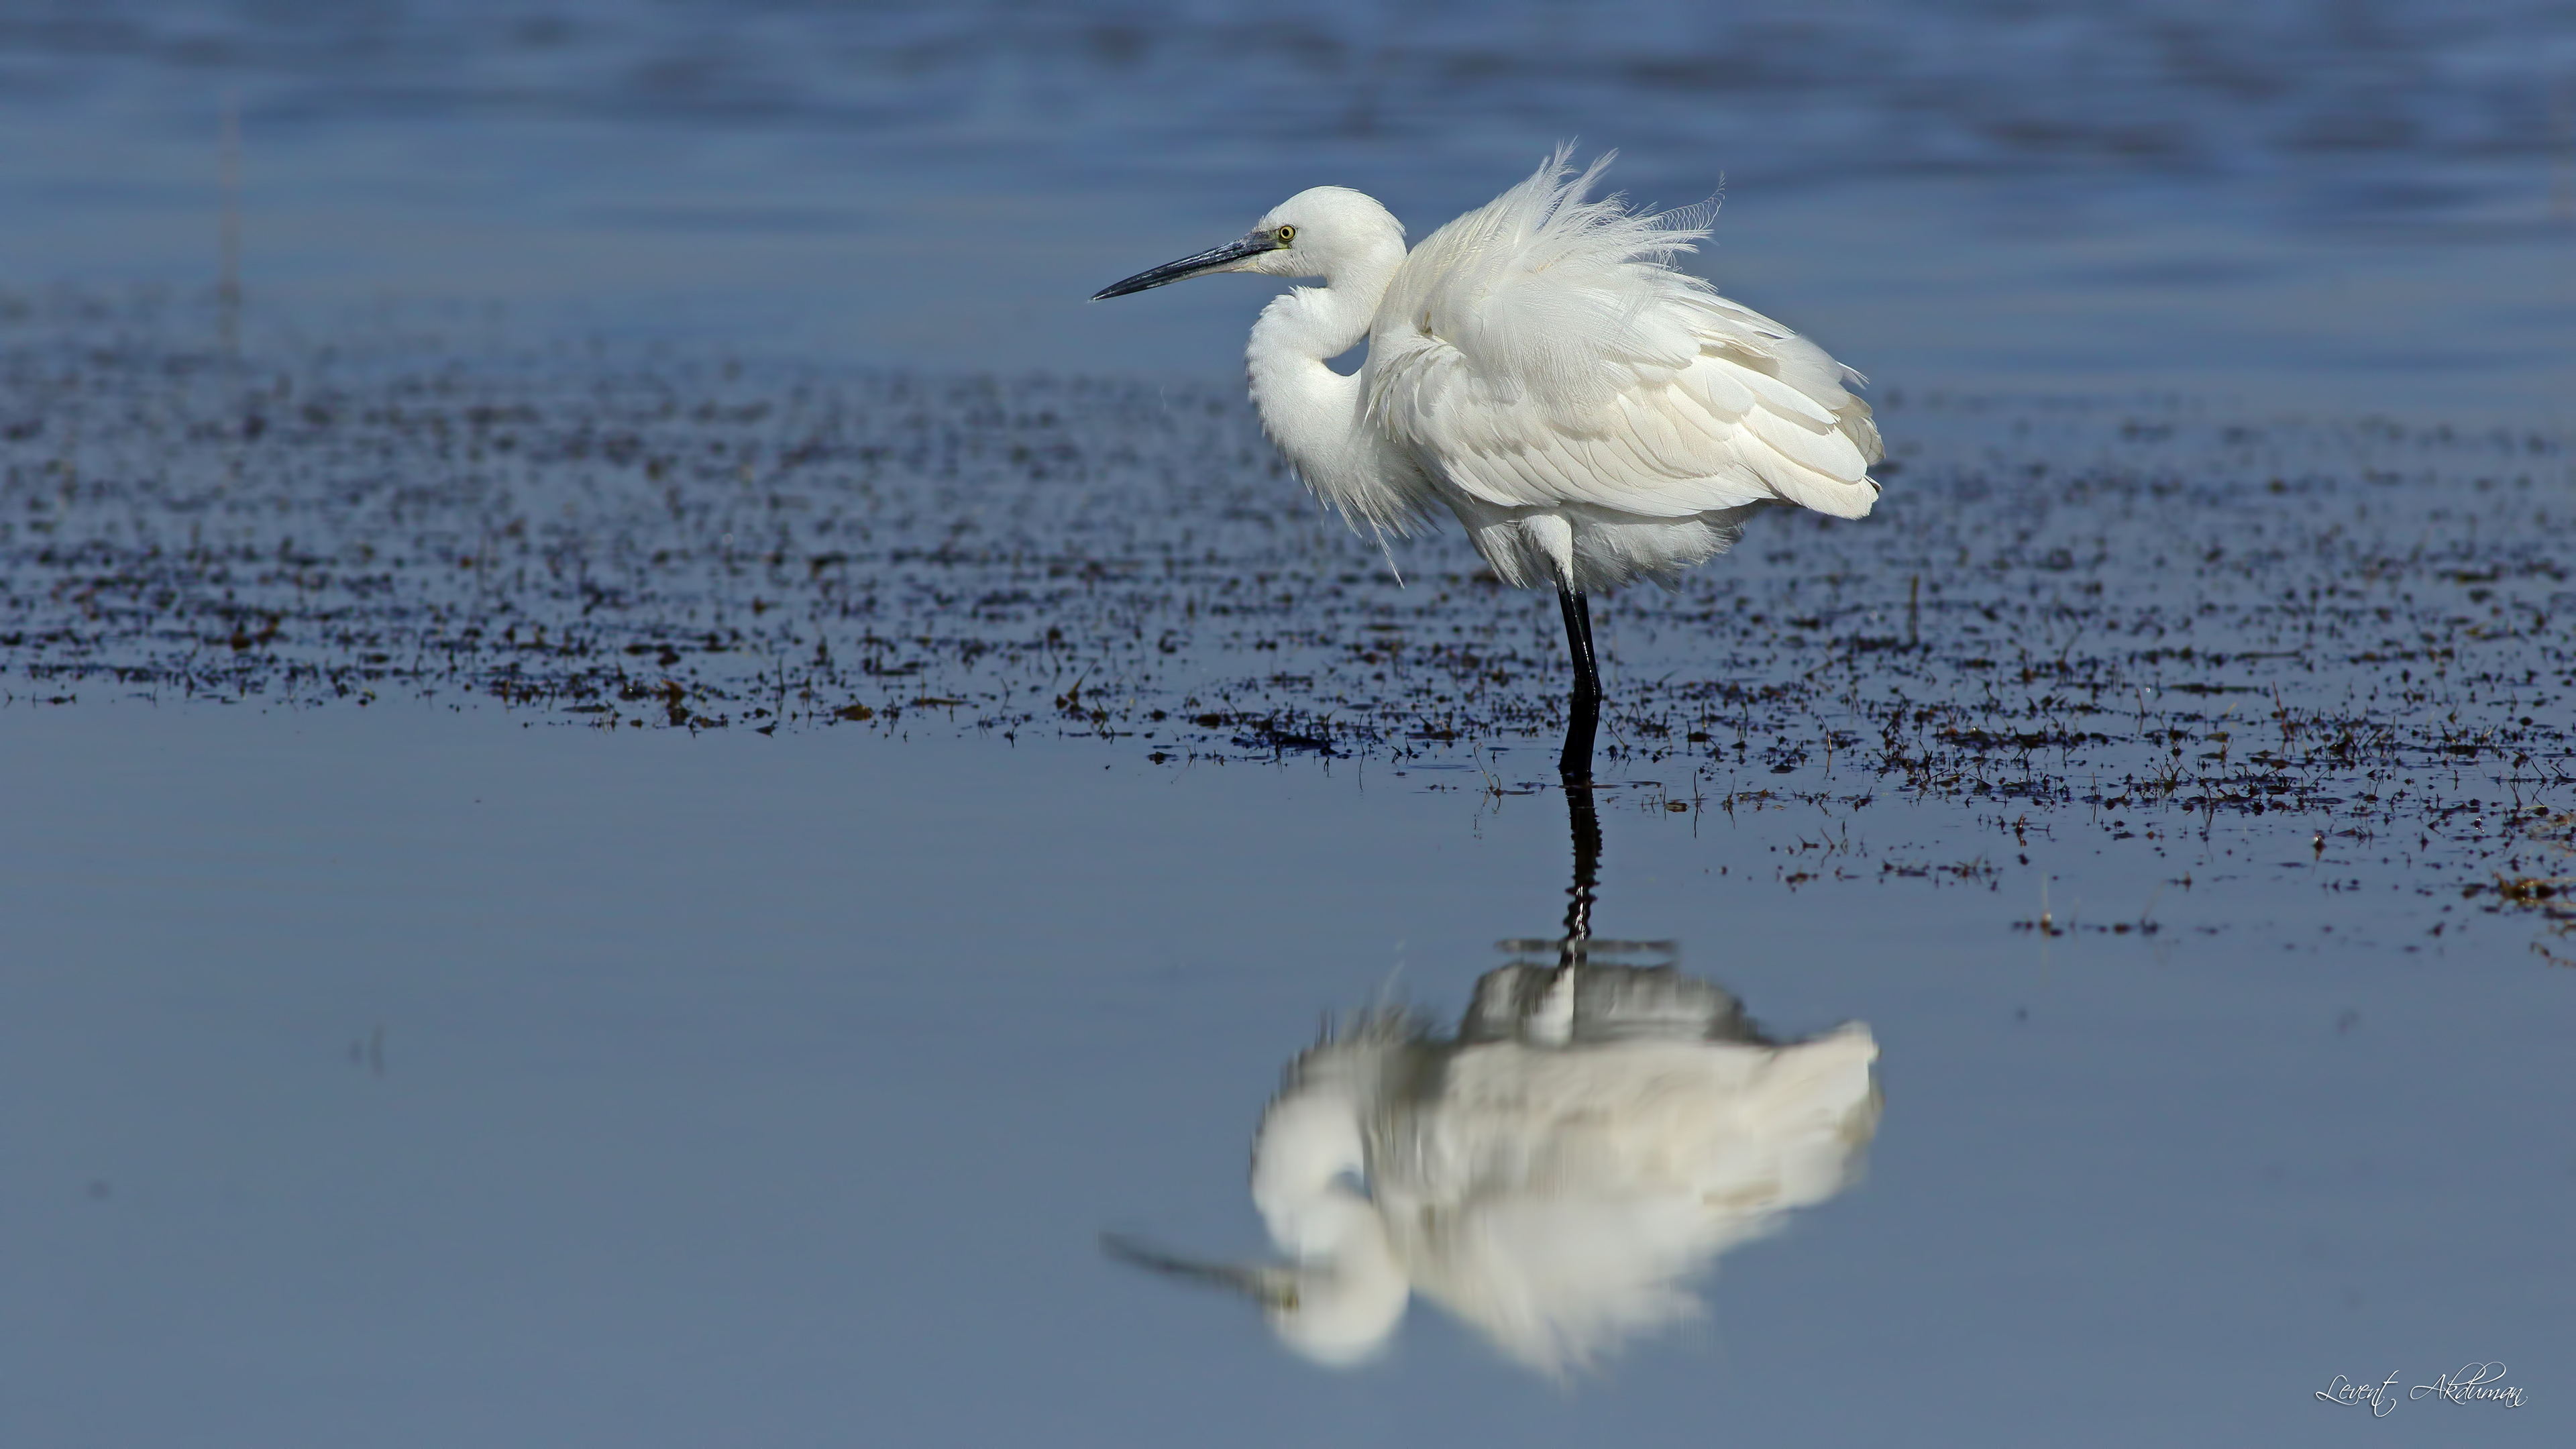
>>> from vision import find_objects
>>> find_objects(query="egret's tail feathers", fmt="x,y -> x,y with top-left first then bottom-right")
1754,458 -> 1881,521
1839,400 -> 1886,470
1762,398 -> 1885,520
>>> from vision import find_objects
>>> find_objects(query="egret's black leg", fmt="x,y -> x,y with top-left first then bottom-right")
1556,584 -> 1601,775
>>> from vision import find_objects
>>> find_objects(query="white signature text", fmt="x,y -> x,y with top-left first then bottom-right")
2318,1364 -> 2526,1414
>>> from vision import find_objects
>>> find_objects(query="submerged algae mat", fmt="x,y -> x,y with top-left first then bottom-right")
4,341 -> 2573,950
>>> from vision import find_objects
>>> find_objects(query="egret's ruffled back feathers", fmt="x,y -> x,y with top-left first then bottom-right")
1377,149 -> 1712,430
1362,148 -> 1883,590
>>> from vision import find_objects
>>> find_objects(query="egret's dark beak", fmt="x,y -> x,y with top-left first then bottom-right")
1100,1233 -> 1299,1310
1091,232 -> 1281,301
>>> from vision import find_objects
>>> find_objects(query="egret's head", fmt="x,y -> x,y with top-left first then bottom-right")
1260,1258 -> 1410,1366
1099,1073 -> 1411,1366
1091,186 -> 1403,300
1100,1234 -> 1409,1368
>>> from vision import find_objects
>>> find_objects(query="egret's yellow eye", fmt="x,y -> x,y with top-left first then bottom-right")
1277,225 -> 1295,244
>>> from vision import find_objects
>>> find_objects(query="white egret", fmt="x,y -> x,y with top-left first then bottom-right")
1108,965 -> 1880,1375
1094,147 -> 1884,769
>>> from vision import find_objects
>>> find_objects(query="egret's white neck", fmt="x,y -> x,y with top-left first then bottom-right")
1246,239 -> 1411,533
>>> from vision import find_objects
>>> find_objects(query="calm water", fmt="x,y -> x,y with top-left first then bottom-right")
3,3 -> 2573,1445
5,705 -> 2567,1445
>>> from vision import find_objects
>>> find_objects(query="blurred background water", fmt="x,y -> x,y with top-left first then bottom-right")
3,5 -> 2573,1446
0,0 -> 2571,413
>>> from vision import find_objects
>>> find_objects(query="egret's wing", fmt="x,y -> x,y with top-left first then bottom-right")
1363,148 -> 1881,523
1395,1028 -> 1879,1210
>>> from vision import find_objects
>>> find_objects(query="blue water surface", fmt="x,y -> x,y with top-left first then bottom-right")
2,704 -> 2567,1446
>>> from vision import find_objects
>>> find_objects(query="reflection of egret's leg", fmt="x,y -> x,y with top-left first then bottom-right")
1531,761 -> 1600,1042
1558,755 -> 1601,964
1556,585 -> 1600,775
1550,587 -> 1603,1029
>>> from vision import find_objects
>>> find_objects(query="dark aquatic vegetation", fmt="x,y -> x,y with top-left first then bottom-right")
1,330 -> 2570,938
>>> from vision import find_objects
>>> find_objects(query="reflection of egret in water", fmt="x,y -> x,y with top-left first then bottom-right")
1108,758 -> 1880,1375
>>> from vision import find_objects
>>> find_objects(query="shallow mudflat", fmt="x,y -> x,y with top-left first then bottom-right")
7,335 -> 2572,950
